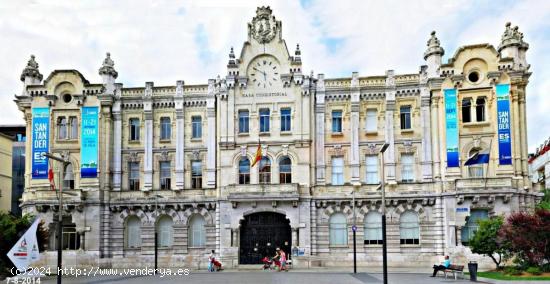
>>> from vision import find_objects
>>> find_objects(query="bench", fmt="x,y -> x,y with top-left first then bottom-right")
444,265 -> 464,280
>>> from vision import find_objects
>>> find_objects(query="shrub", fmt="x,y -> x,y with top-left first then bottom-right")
526,267 -> 542,275
503,266 -> 522,276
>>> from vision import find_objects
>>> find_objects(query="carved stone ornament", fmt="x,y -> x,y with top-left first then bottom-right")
193,149 -> 200,160
20,55 -> 43,82
250,6 -> 277,44
98,52 -> 118,78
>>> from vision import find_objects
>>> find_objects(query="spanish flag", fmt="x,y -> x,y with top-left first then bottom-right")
251,140 -> 262,167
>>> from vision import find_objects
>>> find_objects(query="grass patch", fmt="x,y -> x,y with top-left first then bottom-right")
476,271 -> 550,280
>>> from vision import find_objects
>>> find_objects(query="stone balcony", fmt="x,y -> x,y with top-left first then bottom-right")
223,183 -> 300,201
109,188 -> 217,205
22,189 -> 85,211
455,177 -> 513,191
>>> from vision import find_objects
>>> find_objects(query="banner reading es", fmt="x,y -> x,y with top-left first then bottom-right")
31,107 -> 49,179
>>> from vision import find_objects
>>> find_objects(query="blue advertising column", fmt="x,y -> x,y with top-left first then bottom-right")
496,84 -> 512,165
81,106 -> 99,178
31,108 -> 50,179
444,89 -> 459,167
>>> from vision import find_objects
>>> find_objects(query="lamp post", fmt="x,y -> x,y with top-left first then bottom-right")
379,143 -> 390,284
42,153 -> 70,284
154,194 -> 163,274
352,182 -> 361,274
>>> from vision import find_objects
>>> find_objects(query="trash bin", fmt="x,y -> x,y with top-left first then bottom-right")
468,261 -> 478,282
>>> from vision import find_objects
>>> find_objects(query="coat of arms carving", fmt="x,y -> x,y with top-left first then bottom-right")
250,6 -> 277,44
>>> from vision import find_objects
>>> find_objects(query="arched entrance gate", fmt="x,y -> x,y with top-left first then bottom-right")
239,212 -> 291,264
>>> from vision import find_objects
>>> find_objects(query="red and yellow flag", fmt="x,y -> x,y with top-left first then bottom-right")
251,142 -> 262,167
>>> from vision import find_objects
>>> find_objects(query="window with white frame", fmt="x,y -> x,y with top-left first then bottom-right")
279,156 -> 292,184
239,158 -> 250,184
259,108 -> 270,133
57,117 -> 67,140
365,155 -> 379,184
69,116 -> 78,139
125,216 -> 141,248
280,108 -> 291,132
129,118 -> 140,141
364,211 -> 383,245
159,161 -> 171,190
366,109 -> 377,132
160,117 -> 171,140
400,105 -> 412,130
239,110 -> 249,133
192,116 -> 202,138
259,157 -> 271,184
401,153 -> 414,182
188,214 -> 206,247
400,211 -> 419,245
461,209 -> 488,246
128,162 -> 140,190
331,157 -> 344,185
191,160 -> 202,189
329,213 -> 348,246
332,110 -> 343,133
157,215 -> 173,247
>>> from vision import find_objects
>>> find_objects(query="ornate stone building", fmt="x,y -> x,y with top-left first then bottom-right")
15,8 -> 541,269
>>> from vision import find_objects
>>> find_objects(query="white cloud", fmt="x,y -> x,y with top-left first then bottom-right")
0,0 -> 548,151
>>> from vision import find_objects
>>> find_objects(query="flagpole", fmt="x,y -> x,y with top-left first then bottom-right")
483,139 -> 493,190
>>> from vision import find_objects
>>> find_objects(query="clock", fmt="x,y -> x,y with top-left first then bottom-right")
247,56 -> 280,89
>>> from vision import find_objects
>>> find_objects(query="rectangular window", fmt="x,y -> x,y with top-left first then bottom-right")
69,116 -> 78,139
160,161 -> 171,190
280,108 -> 291,132
58,117 -> 67,140
259,108 -> 270,133
191,160 -> 202,189
365,155 -> 379,184
160,117 -> 171,140
462,98 -> 472,123
366,109 -> 377,132
331,157 -> 344,185
400,106 -> 412,130
461,209 -> 489,245
192,116 -> 202,138
128,162 -> 140,190
332,110 -> 342,133
401,154 -> 414,182
130,118 -> 140,141
238,110 -> 249,133
476,98 -> 486,122
61,225 -> 80,250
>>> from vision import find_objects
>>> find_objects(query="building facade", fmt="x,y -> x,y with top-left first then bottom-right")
0,126 -> 26,216
529,138 -> 550,191
15,7 -> 541,269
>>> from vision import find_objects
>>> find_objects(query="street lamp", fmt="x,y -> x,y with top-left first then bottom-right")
379,143 -> 390,284
42,152 -> 70,284
352,182 -> 361,274
154,194 -> 164,274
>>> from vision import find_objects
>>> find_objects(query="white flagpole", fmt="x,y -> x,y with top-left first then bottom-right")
484,138 -> 494,190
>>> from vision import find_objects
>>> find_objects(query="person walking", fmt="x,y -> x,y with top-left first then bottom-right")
279,248 -> 288,272
431,255 -> 451,277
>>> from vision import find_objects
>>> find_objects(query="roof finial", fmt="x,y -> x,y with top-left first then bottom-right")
424,31 -> 444,60
228,47 -> 236,66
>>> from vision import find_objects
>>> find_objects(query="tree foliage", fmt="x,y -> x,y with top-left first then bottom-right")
498,209 -> 550,267
469,216 -> 510,269
537,189 -> 550,210
0,212 -> 49,276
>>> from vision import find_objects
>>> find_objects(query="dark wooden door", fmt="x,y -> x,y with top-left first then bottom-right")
239,212 -> 291,264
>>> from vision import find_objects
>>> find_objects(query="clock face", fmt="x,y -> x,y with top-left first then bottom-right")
247,56 -> 280,89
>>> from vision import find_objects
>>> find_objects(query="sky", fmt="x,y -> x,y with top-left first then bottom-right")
0,0 -> 549,152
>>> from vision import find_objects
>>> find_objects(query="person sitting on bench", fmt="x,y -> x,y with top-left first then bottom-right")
431,255 -> 451,277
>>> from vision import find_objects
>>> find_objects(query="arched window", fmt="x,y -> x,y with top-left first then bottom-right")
157,215 -> 173,247
125,216 -> 141,248
57,117 -> 67,140
238,158 -> 250,184
476,97 -> 486,122
329,213 -> 348,246
468,148 -> 484,178
259,157 -> 271,184
279,156 -> 292,184
462,98 -> 472,123
364,212 -> 382,245
400,211 -> 419,245
63,164 -> 74,190
188,214 -> 206,247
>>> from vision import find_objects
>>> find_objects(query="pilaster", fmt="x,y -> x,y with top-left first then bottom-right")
385,70 -> 396,182
175,80 -> 185,190
112,84 -> 122,191
206,79 -> 217,188
420,86 -> 433,181
315,74 -> 326,184
350,72 -> 360,183
143,82 -> 153,191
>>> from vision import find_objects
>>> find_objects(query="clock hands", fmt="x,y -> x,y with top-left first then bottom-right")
253,67 -> 266,76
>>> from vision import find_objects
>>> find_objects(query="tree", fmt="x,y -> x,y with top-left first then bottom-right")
469,216 -> 510,269
0,212 -> 49,277
536,189 -> 550,210
499,209 -> 550,267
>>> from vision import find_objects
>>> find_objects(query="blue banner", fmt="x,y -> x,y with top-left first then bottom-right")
81,107 -> 99,178
496,84 -> 512,165
31,108 -> 49,179
444,89 -> 459,167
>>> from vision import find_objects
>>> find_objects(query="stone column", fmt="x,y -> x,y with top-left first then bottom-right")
518,88 -> 529,187
206,79 -> 216,187
175,80 -> 185,190
315,74 -> 326,184
431,94 -> 442,181
143,82 -> 154,191
420,88 -> 433,181
112,84 -> 122,191
350,72 -> 360,183
385,70 -> 396,182
511,89 -> 522,177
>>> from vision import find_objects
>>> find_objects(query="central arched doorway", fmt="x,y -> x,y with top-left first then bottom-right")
239,212 -> 291,264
